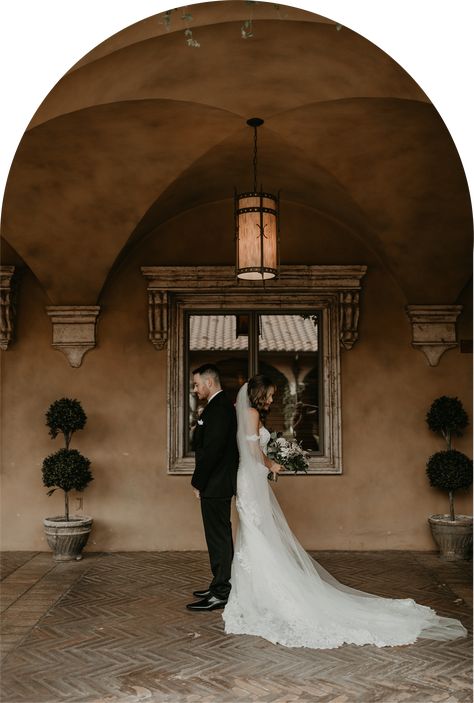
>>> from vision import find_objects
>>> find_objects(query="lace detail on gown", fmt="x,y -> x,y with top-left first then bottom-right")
235,427 -> 269,528
222,387 -> 467,650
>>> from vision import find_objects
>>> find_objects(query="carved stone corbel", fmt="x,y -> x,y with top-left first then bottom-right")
46,306 -> 100,367
0,266 -> 16,351
147,290 -> 168,350
405,305 -> 462,366
339,291 -> 360,350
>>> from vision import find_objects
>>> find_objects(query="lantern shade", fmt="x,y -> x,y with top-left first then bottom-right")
235,192 -> 279,280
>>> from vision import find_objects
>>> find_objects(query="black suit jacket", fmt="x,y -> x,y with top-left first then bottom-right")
191,391 -> 239,498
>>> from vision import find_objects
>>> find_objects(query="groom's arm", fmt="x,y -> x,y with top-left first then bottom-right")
191,404 -> 233,491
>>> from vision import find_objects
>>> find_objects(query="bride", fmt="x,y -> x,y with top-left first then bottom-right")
222,375 -> 467,649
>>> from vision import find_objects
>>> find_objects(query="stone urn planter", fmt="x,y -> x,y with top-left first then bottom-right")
428,514 -> 473,561
43,516 -> 93,561
425,396 -> 472,561
42,398 -> 94,561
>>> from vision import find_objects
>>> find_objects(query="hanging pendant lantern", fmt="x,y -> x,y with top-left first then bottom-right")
235,118 -> 279,280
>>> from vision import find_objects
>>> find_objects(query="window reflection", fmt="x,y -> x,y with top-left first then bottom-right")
186,312 -> 320,456
188,314 -> 248,452
259,314 -> 320,453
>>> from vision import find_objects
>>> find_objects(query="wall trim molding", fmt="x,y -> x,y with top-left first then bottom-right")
141,265 -> 367,353
141,264 -> 367,290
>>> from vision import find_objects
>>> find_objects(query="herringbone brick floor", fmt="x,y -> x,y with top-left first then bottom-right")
0,551 -> 471,703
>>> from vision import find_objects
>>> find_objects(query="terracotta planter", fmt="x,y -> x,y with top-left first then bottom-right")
43,516 -> 93,561
428,514 -> 473,561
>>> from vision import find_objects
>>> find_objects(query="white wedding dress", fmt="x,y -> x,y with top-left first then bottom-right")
222,383 -> 467,649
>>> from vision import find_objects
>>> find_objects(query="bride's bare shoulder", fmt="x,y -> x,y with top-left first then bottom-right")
247,407 -> 260,431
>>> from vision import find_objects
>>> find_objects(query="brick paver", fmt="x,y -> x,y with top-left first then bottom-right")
0,551 -> 471,703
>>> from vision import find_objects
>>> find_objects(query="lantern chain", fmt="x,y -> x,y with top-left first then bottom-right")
253,125 -> 258,192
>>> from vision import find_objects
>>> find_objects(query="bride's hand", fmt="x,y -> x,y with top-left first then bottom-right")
268,463 -> 283,482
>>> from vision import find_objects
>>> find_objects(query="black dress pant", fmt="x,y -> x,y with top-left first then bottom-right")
200,497 -> 233,600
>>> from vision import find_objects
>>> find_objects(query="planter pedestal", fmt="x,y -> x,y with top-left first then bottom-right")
43,516 -> 93,561
428,514 -> 472,561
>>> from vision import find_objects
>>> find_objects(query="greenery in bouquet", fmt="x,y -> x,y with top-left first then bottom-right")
266,431 -> 309,480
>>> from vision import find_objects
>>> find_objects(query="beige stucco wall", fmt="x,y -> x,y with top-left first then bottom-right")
1,206 -> 472,551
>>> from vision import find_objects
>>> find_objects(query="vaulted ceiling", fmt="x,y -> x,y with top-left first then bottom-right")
1,0 -> 471,304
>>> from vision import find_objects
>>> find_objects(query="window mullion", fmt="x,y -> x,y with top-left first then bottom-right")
249,311 -> 260,376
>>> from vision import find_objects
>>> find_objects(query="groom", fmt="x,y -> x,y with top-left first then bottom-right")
187,364 -> 239,612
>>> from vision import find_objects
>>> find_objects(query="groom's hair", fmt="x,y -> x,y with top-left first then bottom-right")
192,363 -> 221,385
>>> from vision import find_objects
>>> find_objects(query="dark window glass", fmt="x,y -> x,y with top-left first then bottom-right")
187,314 -> 248,453
258,314 -> 321,454
186,311 -> 321,456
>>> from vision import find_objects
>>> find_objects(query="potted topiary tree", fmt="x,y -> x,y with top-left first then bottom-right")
42,398 -> 94,561
426,396 -> 472,561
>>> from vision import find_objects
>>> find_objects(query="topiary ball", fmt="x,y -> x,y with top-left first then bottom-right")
426,449 -> 472,492
42,448 -> 93,493
46,398 -> 87,440
426,396 -> 468,437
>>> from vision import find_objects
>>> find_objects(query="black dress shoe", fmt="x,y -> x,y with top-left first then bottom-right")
193,589 -> 211,598
186,595 -> 228,611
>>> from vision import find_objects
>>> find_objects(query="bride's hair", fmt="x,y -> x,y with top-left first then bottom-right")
247,374 -> 275,421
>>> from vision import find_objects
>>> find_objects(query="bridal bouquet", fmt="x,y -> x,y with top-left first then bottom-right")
266,432 -> 309,481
